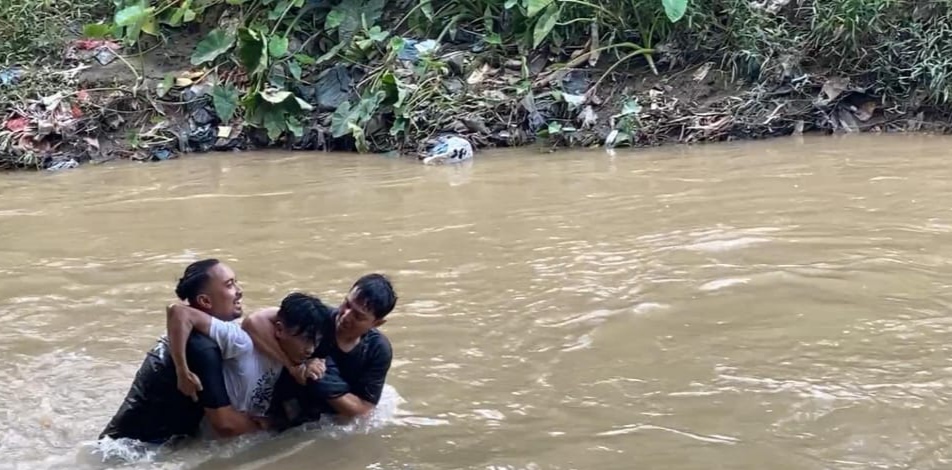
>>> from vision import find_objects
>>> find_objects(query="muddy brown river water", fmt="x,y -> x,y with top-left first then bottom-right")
3,134 -> 952,469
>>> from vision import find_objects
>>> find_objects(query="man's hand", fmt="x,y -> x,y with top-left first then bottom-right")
306,358 -> 325,380
251,416 -> 273,431
289,358 -> 325,385
177,369 -> 203,401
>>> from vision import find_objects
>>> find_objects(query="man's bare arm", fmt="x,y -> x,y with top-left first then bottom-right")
242,308 -> 297,370
326,394 -> 375,419
165,303 -> 214,397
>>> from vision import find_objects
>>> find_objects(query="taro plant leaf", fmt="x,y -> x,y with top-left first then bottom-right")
115,4 -> 148,26
269,36 -> 289,58
288,60 -> 302,80
292,96 -> 313,112
421,0 -> 434,19
379,71 -> 408,110
294,53 -> 316,65
191,28 -> 237,65
212,84 -> 240,122
325,8 -> 346,29
525,0 -> 553,17
82,23 -> 113,38
268,0 -> 290,20
156,73 -> 174,98
259,88 -> 293,104
330,101 -> 353,137
325,0 -> 385,43
237,28 -> 268,75
263,109 -> 286,140
662,0 -> 688,22
533,3 -> 559,48
114,2 -> 154,43
286,116 -> 304,137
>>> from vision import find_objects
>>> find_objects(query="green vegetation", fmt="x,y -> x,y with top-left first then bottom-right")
4,0 -> 952,169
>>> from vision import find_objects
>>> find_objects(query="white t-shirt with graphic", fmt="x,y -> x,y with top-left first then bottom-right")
208,318 -> 284,417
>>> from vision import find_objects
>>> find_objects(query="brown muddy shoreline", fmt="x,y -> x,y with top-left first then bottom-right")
2,30 -> 950,172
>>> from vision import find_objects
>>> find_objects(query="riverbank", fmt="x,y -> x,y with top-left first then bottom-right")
2,0 -> 951,171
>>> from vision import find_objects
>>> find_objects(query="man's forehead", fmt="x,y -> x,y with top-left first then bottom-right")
346,288 -> 371,313
209,263 -> 236,281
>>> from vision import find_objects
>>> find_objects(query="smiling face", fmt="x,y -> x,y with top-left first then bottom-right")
194,262 -> 243,321
336,287 -> 385,339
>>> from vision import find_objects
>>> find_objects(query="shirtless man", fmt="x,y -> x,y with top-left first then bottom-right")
165,291 -> 329,429
99,259 -> 262,444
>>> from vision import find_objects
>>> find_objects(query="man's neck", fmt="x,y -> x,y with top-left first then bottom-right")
335,327 -> 362,353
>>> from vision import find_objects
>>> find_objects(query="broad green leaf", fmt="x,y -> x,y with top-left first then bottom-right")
237,28 -> 268,75
269,36 -> 289,58
421,0 -> 434,19
167,7 -> 185,26
264,110 -> 286,141
325,8 -> 345,29
268,0 -> 289,20
380,71 -> 408,109
225,0 -> 247,4
82,23 -> 113,38
288,61 -> 302,80
286,116 -> 304,137
260,89 -> 293,104
293,97 -> 313,112
183,8 -> 196,22
156,73 -> 174,98
141,14 -> 158,35
212,84 -> 240,122
115,4 -> 147,26
526,0 -> 553,17
532,4 -> 559,48
662,0 -> 687,22
191,28 -> 236,65
504,0 -> 518,8
330,101 -> 353,137
390,117 -> 406,136
294,53 -> 316,65
367,26 -> 389,42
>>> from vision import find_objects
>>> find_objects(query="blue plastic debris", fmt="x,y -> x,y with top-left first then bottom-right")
0,68 -> 23,87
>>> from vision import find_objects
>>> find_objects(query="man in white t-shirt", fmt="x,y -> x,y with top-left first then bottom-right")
166,292 -> 329,424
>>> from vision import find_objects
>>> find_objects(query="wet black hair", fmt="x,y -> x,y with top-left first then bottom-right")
175,258 -> 221,305
277,292 -> 330,342
352,273 -> 397,319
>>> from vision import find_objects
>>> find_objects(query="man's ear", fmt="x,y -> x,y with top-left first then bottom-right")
373,318 -> 387,328
196,293 -> 213,310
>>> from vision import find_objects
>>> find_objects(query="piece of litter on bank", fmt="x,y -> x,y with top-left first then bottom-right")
47,159 -> 79,171
217,126 -> 232,138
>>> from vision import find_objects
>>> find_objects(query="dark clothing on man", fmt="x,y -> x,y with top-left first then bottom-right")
268,308 -> 392,426
99,333 -> 230,444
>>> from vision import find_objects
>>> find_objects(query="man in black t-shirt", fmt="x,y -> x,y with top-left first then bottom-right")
242,273 -> 398,426
99,259 -> 264,444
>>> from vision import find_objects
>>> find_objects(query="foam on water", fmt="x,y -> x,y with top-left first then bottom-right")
7,385 -> 406,470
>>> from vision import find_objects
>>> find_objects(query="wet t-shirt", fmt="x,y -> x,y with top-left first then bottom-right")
99,333 -> 230,444
208,318 -> 284,417
271,308 -> 393,419
313,308 -> 393,405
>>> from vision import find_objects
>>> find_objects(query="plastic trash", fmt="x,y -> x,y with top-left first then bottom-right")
421,135 -> 473,165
